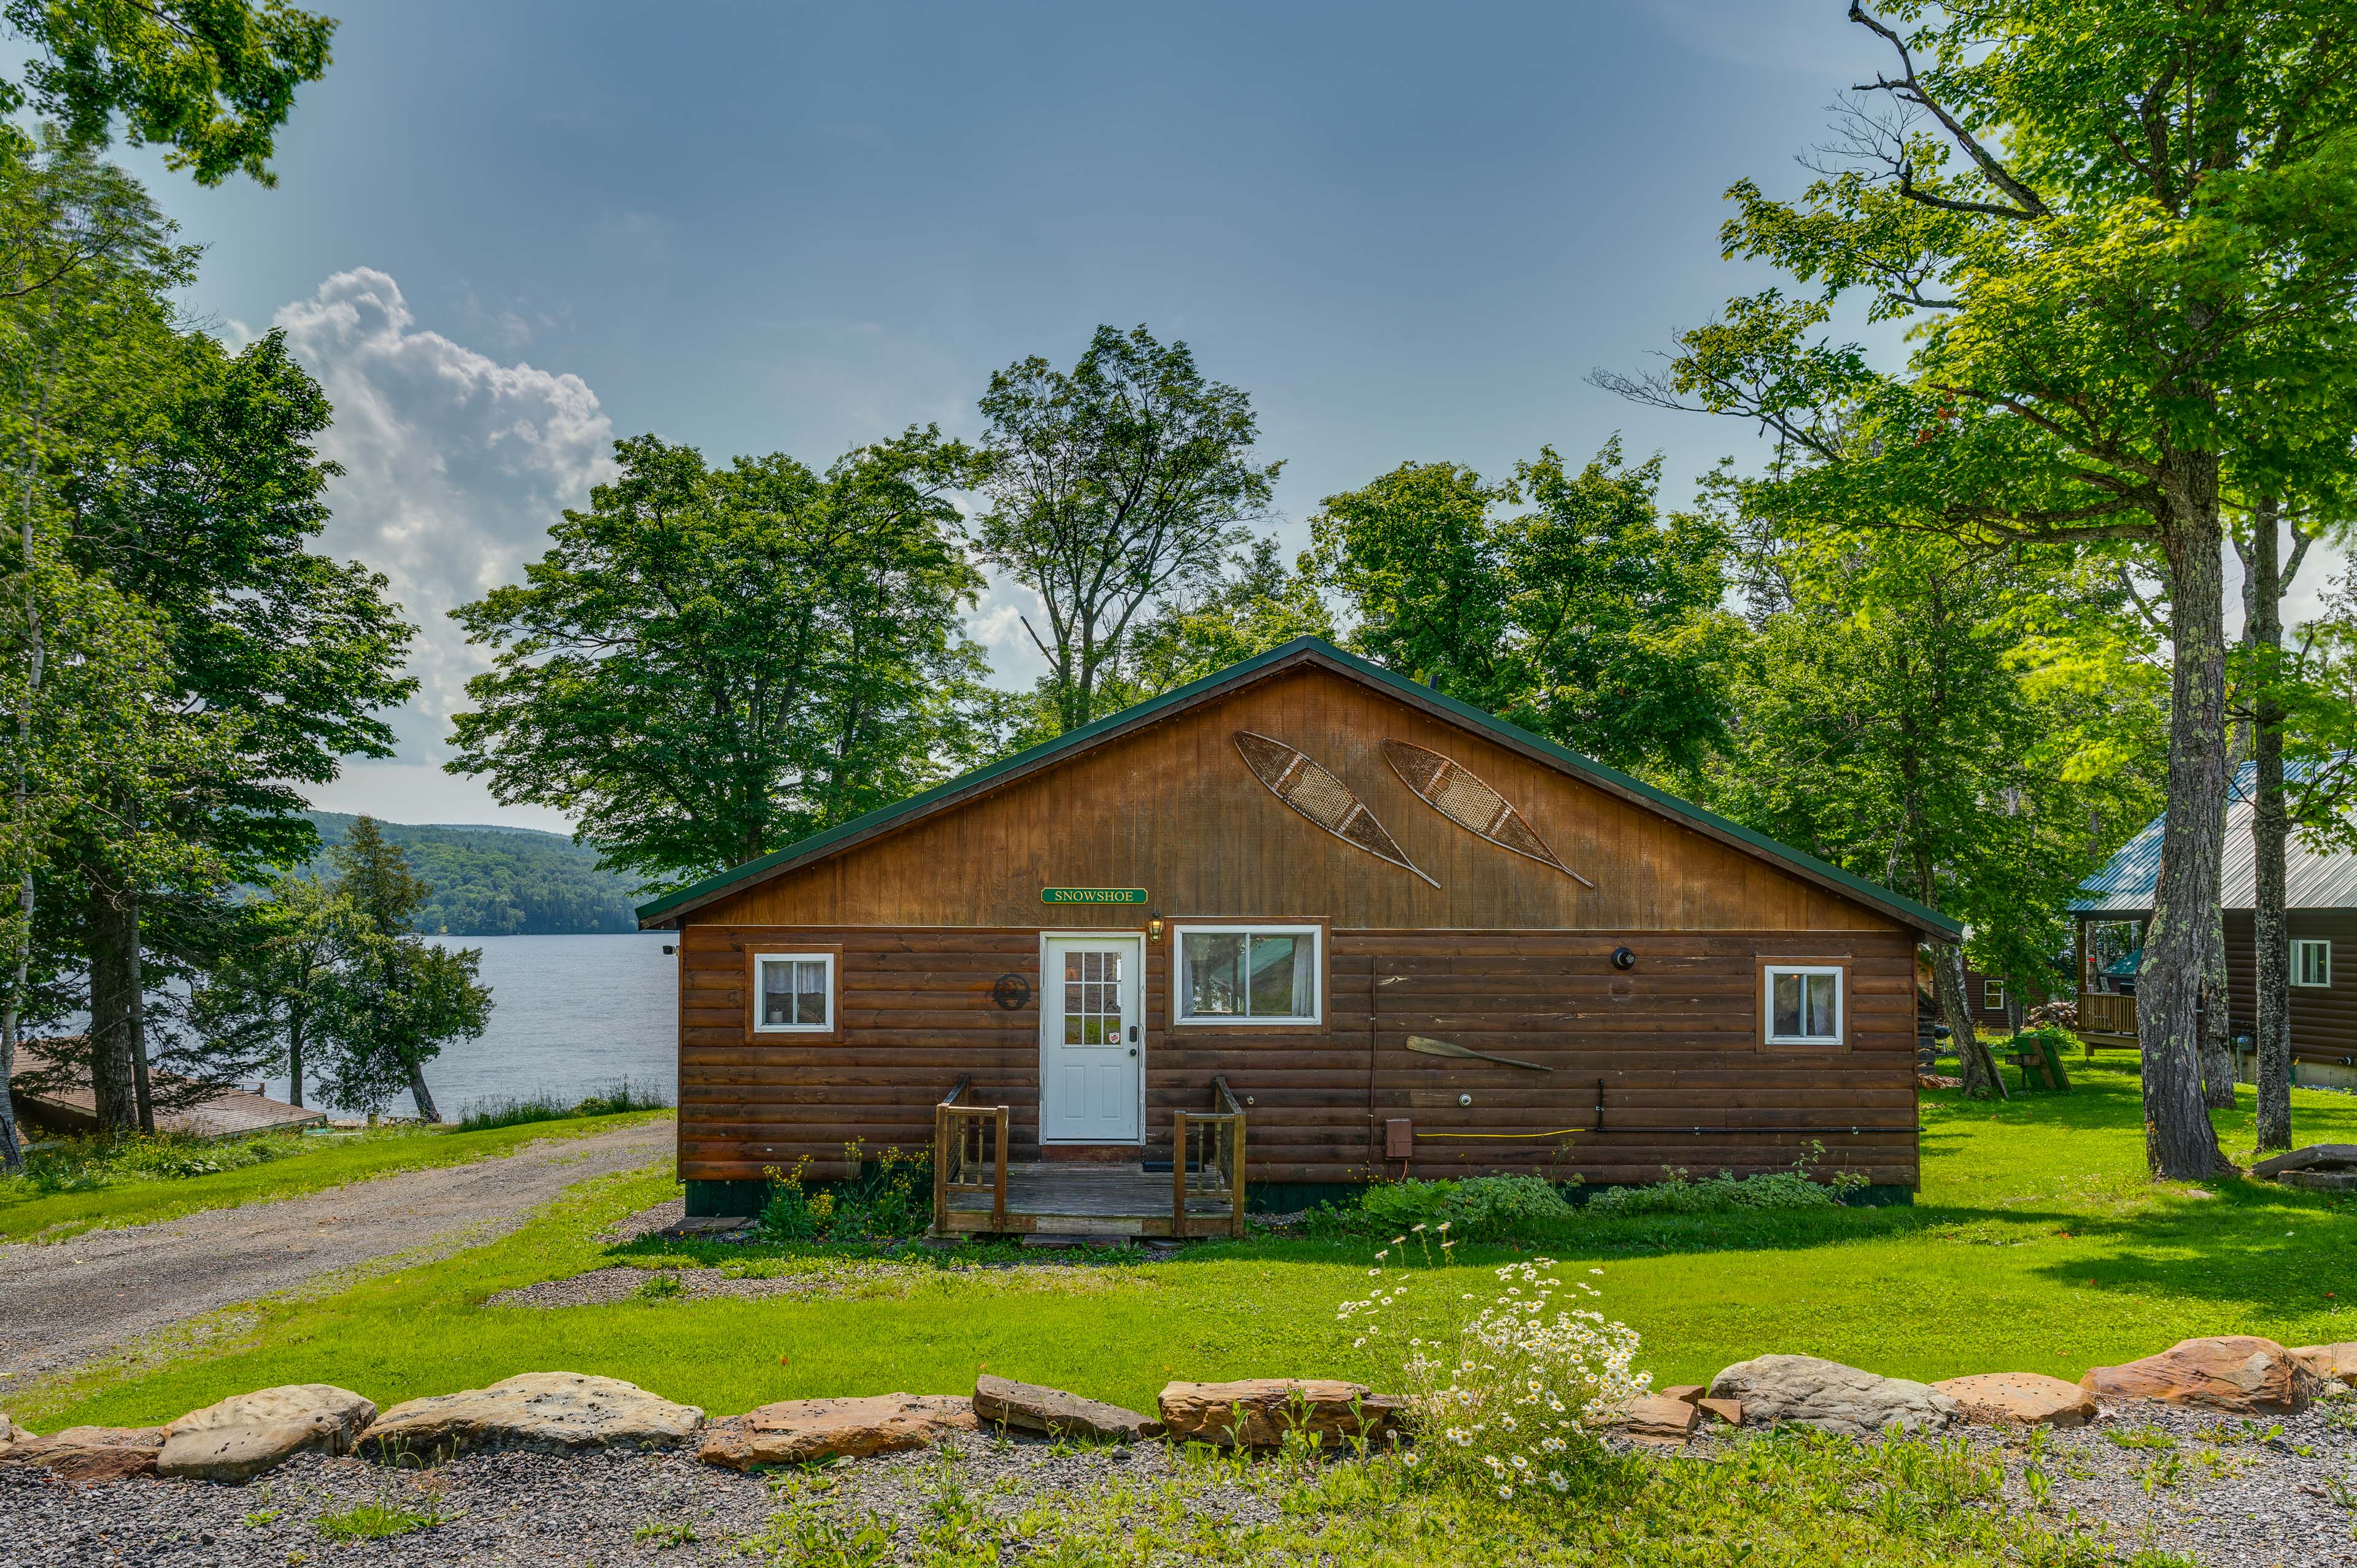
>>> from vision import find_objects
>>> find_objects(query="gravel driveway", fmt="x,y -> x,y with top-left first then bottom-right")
0,1120 -> 674,1396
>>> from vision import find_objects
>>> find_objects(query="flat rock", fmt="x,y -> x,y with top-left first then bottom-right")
1657,1384 -> 1704,1405
160,1385 -> 377,1483
358,1372 -> 702,1459
2277,1170 -> 2357,1192
1696,1397 -> 1741,1426
2249,1143 -> 2357,1178
2080,1336 -> 2324,1415
1157,1379 -> 1403,1449
0,1413 -> 25,1453
1,1426 -> 165,1483
2291,1343 -> 2357,1385
699,1394 -> 975,1469
974,1375 -> 1162,1442
1930,1372 -> 2096,1429
1618,1394 -> 1699,1442
1706,1355 -> 1959,1439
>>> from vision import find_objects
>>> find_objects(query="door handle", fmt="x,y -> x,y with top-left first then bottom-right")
1128,1047 -> 1139,1057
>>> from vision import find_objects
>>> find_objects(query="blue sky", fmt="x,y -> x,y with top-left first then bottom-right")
109,1 -> 1897,831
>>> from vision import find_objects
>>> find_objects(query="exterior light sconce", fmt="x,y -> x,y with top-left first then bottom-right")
1147,911 -> 1164,942
1611,946 -> 1636,971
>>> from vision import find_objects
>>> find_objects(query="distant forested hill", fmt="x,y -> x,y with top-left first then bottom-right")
303,813 -> 642,935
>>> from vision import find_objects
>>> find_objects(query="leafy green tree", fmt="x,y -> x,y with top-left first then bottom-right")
984,536 -> 1337,749
449,429 -> 994,890
187,872 -> 345,1107
316,816 -> 488,1122
2,0 -> 338,186
1311,438 -> 1738,781
973,325 -> 1280,733
1608,2 -> 2357,1177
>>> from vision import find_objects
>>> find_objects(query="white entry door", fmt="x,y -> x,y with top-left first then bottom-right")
1040,935 -> 1143,1143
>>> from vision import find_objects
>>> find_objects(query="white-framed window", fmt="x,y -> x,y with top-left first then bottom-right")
2293,938 -> 2332,989
753,951 -> 835,1032
1763,964 -> 1844,1046
1983,978 -> 2006,1011
1174,924 -> 1322,1025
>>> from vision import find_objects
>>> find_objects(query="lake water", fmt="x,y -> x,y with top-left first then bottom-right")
261,933 -> 678,1119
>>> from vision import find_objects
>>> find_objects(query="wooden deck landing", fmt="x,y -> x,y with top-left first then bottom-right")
941,1163 -> 1236,1238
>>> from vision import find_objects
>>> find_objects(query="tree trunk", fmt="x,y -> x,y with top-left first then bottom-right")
126,892 -> 153,1134
1933,943 -> 2006,1099
2140,460 -> 2234,1178
87,883 -> 141,1132
287,1010 -> 305,1110
2200,903 -> 2235,1110
404,1049 -> 440,1124
2248,500 -> 2293,1151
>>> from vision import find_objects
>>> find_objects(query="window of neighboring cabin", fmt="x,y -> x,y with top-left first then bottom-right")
753,952 -> 835,1032
2293,939 -> 2332,989
1983,978 -> 2006,1011
1762,964 -> 1844,1047
1175,924 -> 1321,1025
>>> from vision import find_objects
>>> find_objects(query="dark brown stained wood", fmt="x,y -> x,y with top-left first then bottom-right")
674,923 -> 1919,1188
2221,908 -> 2357,1069
687,665 -> 1907,933
1382,738 -> 1593,886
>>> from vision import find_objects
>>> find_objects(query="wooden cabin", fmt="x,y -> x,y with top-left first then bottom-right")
638,639 -> 1958,1236
2073,763 -> 2357,1087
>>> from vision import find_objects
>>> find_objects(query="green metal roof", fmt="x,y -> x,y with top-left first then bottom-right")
635,636 -> 1962,939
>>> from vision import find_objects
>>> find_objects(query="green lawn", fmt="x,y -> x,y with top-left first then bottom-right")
0,1110 -> 671,1242
19,1064 -> 2357,1432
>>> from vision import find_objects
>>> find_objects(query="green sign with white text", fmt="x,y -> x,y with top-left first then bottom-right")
1039,887 -> 1148,905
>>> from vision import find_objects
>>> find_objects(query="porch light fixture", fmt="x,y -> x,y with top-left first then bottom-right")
1148,911 -> 1164,942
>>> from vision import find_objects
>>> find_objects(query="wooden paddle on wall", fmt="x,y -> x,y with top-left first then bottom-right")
1405,1035 -> 1552,1073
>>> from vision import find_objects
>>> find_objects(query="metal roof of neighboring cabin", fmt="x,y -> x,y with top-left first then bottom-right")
635,636 -> 1964,939
2072,759 -> 2357,916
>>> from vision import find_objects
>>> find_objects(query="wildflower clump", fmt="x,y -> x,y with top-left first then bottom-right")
1336,1226 -> 1646,1501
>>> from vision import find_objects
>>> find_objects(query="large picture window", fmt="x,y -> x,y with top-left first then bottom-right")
1175,924 -> 1321,1025
1762,963 -> 1843,1047
753,951 -> 835,1032
2293,938 -> 2332,989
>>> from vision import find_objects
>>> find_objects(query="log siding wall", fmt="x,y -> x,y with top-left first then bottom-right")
2223,909 -> 2357,1071
678,924 -> 1921,1189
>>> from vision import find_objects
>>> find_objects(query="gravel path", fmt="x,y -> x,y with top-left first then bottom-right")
0,1404 -> 2350,1567
0,1120 -> 673,1396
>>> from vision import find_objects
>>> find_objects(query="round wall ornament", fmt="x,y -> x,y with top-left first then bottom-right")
992,973 -> 1032,1011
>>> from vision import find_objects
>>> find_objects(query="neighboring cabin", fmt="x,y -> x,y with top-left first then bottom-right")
2073,761 -> 2357,1088
638,639 -> 1959,1232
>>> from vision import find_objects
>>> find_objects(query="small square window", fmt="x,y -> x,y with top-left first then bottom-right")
753,952 -> 835,1032
2293,939 -> 2332,989
1175,925 -> 1321,1025
1983,978 -> 2006,1011
1763,964 -> 1843,1046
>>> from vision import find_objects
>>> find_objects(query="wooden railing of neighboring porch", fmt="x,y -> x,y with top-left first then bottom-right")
1174,1076 -> 1248,1239
2077,991 -> 2137,1050
933,1075 -> 1008,1234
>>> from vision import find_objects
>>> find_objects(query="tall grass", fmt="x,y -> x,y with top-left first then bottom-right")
454,1078 -> 670,1134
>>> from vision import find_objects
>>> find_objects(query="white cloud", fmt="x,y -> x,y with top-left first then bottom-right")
271,267 -> 617,827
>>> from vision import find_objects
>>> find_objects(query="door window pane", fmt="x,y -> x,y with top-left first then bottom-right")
1062,948 -> 1123,1044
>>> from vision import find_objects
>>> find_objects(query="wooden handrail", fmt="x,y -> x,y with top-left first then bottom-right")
933,1075 -> 1007,1233
1173,1079 -> 1248,1240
